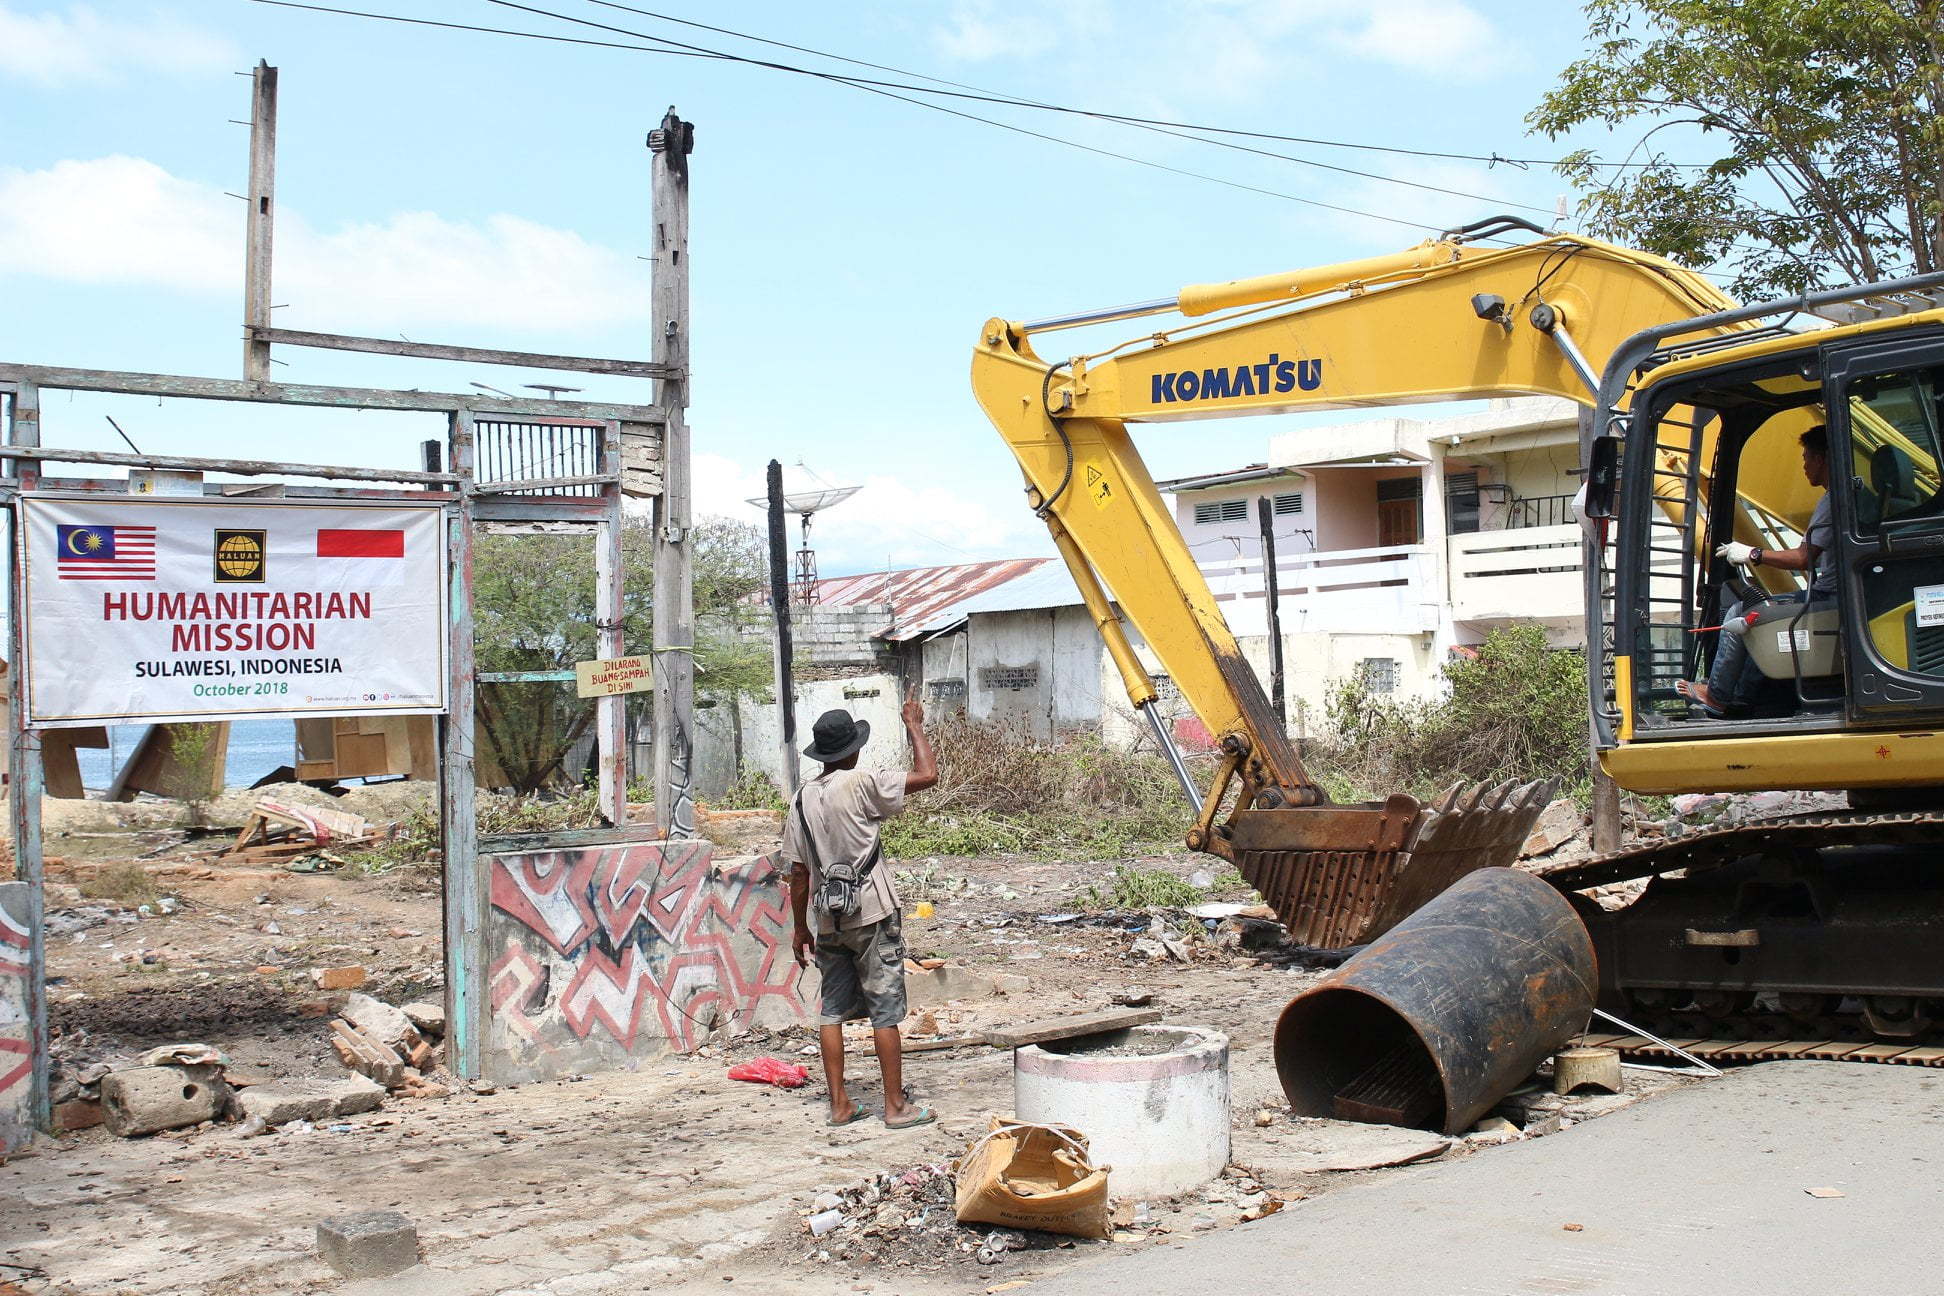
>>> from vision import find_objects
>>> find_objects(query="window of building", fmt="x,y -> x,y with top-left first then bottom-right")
1446,470 -> 1481,535
1192,498 -> 1250,525
1272,491 -> 1304,516
1359,657 -> 1399,693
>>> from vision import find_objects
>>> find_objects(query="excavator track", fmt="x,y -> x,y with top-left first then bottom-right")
1534,808 -> 1944,1065
1536,806 -> 1944,893
1573,1031 -> 1944,1068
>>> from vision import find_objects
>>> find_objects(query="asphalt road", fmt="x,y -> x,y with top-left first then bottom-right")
1026,1061 -> 1943,1296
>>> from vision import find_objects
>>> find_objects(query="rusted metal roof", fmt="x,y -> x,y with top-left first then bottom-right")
798,559 -> 1054,641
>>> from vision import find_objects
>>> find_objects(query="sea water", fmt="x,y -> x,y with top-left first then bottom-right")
75,718 -> 297,793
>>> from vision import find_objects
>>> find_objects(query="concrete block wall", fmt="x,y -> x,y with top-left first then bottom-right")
793,604 -> 895,669
482,841 -> 808,1085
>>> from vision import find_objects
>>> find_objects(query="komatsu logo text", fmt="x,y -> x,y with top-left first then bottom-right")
1150,355 -> 1322,404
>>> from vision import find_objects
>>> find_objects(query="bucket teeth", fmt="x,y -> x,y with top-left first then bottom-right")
1238,778 -> 1559,949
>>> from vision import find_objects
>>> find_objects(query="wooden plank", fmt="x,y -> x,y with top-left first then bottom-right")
249,327 -> 674,379
2,445 -> 455,486
474,473 -> 617,494
478,826 -> 652,854
243,62 -> 277,382
0,363 -> 666,423
443,409 -> 483,1081
902,1034 -> 983,1054
984,1008 -> 1164,1050
595,422 -> 627,827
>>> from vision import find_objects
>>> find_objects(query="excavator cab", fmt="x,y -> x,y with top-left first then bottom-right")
1594,329 -> 1944,778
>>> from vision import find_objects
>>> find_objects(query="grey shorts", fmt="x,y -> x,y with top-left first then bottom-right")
816,914 -> 907,1029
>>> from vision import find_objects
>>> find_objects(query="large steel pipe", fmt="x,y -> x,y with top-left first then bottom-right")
1273,867 -> 1595,1135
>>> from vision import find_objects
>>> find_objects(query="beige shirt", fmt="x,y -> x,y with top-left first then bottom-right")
782,767 -> 906,933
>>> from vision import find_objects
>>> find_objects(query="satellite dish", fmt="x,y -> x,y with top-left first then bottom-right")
745,475 -> 861,604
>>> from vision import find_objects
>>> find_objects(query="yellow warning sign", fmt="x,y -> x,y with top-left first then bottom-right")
1083,461 -> 1114,510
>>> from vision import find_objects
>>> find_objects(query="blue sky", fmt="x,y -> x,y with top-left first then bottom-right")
3,1 -> 1669,575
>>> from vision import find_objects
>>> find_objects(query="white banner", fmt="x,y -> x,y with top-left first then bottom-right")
19,496 -> 449,728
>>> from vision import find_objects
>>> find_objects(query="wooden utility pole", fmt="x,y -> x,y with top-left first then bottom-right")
243,61 -> 278,383
767,460 -> 801,796
649,109 -> 695,839
1257,495 -> 1286,726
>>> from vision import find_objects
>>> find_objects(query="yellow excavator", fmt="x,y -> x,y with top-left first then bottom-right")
973,215 -> 1944,1051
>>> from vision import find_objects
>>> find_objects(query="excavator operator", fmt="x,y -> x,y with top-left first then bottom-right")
1680,425 -> 1834,716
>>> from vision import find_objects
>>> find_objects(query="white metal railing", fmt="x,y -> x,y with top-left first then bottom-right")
1201,542 -> 1437,636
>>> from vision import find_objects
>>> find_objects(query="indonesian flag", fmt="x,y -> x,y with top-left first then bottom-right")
317,528 -> 404,558
314,527 -> 407,585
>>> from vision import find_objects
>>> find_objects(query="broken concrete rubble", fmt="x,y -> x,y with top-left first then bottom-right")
315,1209 -> 420,1279
1520,798 -> 1586,858
400,1001 -> 446,1036
234,1074 -> 385,1128
100,1063 -> 230,1137
339,992 -> 420,1055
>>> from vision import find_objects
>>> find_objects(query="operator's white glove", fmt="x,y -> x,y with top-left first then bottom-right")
1714,541 -> 1756,565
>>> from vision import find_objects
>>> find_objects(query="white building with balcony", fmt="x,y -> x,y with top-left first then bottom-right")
1159,397 -> 1587,728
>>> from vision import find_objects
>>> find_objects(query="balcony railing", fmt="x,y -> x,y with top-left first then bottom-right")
1448,524 -> 1583,621
1501,493 -> 1576,529
1201,543 -> 1437,636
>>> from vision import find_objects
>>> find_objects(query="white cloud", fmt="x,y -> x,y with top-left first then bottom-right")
1333,0 -> 1497,75
691,452 -> 1051,573
930,0 -> 1501,88
0,156 -> 648,333
0,4 -> 238,86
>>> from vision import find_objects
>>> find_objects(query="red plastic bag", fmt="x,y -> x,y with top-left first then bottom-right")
727,1055 -> 810,1088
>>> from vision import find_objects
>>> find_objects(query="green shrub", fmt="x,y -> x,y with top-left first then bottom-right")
1074,865 -> 1203,910
711,770 -> 787,812
1313,625 -> 1591,804
876,716 -> 1206,860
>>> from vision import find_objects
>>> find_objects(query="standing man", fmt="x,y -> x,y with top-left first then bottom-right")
785,689 -> 938,1129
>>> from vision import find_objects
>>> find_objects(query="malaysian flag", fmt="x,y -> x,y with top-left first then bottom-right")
56,524 -> 157,580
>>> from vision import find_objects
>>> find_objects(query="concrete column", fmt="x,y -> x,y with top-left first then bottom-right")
1420,449 -> 1454,658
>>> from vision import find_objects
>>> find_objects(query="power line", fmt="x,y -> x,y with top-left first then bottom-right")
258,0 -> 1452,234
505,1 -> 1547,217
252,1 -> 1744,276
575,0 -> 1709,172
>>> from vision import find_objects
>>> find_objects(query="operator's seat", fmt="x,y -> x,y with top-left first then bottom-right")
1873,443 -> 1921,523
1743,598 -> 1842,691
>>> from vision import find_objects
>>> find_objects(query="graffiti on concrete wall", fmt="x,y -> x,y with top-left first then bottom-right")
483,839 -> 807,1083
0,882 -> 35,1151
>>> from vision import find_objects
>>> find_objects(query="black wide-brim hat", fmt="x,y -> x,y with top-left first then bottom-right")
803,708 -> 871,763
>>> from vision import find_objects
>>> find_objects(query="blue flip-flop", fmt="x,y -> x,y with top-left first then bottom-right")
826,1107 -> 871,1127
885,1106 -> 936,1130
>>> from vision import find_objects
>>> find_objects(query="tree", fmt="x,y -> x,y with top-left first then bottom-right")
469,517 -> 770,793
1529,1 -> 1944,300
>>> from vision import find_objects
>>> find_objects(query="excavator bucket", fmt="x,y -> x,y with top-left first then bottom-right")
1227,780 -> 1558,950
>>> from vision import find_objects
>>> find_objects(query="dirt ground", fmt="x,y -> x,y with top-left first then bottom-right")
0,823 -> 1683,1296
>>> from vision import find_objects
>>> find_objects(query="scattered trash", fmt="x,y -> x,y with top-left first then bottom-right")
808,1209 -> 846,1237
1805,1186 -> 1846,1199
1187,903 -> 1245,920
727,1056 -> 810,1089
1562,1222 -> 1585,1232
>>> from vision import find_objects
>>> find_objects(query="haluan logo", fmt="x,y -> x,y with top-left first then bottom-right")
1150,354 -> 1322,403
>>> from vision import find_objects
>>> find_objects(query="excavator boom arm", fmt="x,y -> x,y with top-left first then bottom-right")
972,229 -> 1733,804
